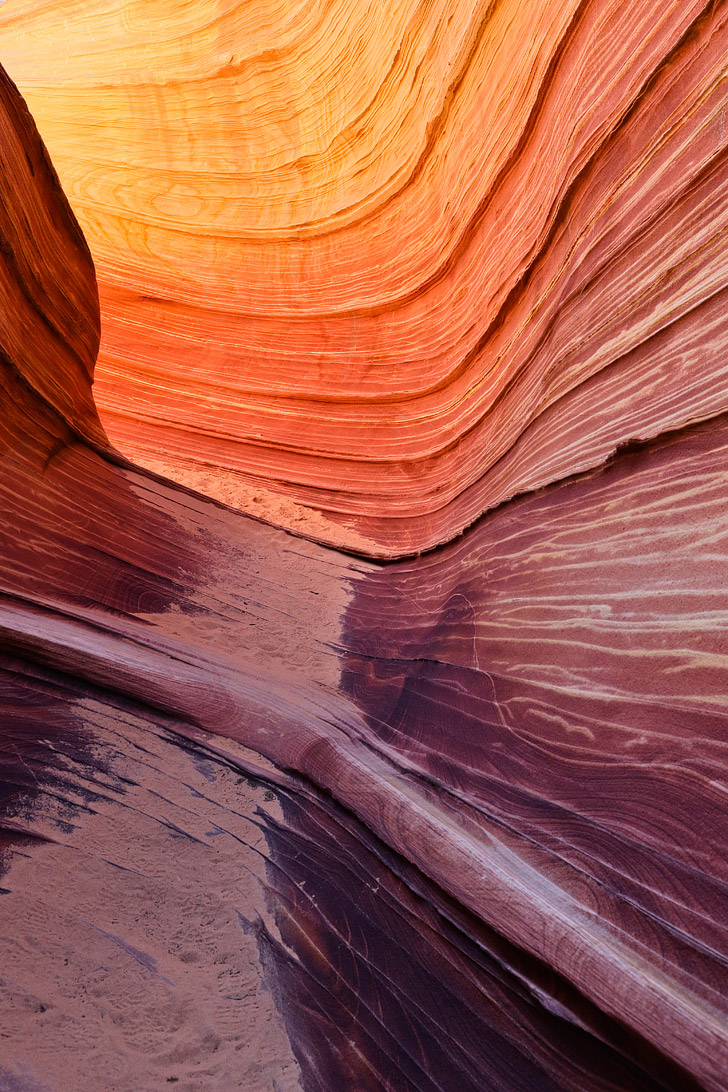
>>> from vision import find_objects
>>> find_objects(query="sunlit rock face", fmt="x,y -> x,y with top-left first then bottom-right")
1,3 -> 728,1091
3,0 -> 728,552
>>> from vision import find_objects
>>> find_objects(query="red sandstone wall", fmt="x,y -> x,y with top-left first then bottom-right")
3,0 -> 728,553
1,6 -> 728,1091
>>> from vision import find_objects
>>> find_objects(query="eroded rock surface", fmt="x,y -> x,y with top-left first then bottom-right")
2,0 -> 728,552
0,8 -> 727,1092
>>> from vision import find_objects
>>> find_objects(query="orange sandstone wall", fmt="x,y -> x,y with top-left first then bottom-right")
1,53 -> 728,1092
3,0 -> 728,553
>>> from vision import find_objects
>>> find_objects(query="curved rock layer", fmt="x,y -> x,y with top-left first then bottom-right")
2,0 -> 728,552
0,66 -> 105,451
1,59 -> 728,1092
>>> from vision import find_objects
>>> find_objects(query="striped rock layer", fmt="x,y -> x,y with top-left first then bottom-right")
0,4 -> 728,1092
2,0 -> 728,553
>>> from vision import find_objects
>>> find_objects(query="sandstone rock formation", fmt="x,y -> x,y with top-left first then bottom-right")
3,0 -> 728,553
0,1 -> 728,1090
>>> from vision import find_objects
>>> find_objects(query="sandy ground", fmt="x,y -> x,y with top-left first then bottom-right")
0,698 -> 303,1092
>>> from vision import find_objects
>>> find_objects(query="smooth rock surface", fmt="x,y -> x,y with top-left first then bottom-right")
2,0 -> 728,552
0,7 -> 728,1091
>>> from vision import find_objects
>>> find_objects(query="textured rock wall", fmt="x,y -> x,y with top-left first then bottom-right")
1,5 -> 728,1092
0,67 -> 105,449
3,0 -> 728,552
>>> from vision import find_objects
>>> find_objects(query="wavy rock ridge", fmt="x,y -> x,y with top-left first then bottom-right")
2,0 -> 728,553
0,4 -> 727,1091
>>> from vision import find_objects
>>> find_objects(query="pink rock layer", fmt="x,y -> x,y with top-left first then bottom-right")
2,0 -> 728,553
1,28 -> 728,1092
